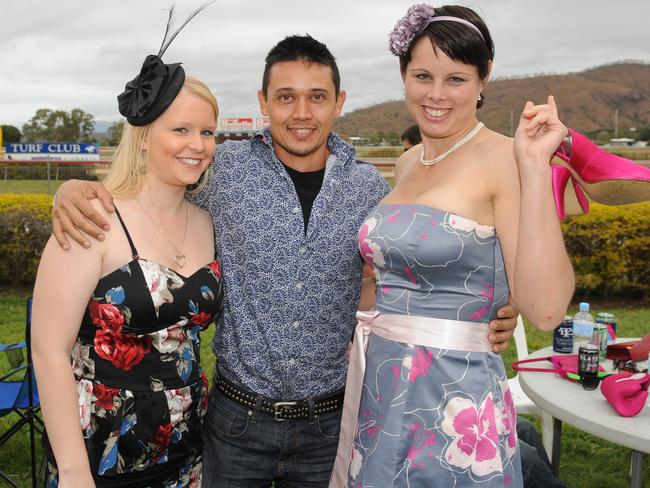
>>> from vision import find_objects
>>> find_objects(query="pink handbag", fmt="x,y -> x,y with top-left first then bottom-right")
512,354 -> 606,382
600,372 -> 650,417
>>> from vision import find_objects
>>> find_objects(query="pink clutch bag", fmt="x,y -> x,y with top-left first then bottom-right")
512,354 -> 606,382
600,372 -> 650,417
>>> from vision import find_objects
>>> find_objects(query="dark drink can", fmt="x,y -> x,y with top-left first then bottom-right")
596,312 -> 617,343
578,344 -> 599,390
553,316 -> 573,354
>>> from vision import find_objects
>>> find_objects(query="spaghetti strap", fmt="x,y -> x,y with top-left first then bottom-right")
114,206 -> 139,259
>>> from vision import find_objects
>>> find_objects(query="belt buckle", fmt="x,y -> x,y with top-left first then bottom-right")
273,401 -> 299,421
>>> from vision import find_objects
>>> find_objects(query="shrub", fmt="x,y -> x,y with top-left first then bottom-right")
0,194 -> 52,286
0,195 -> 648,297
0,193 -> 52,217
561,202 -> 650,299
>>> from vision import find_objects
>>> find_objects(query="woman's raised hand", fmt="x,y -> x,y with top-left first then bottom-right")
514,95 -> 568,167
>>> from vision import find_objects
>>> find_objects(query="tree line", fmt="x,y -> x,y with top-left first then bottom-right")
2,108 -> 123,145
3,107 -> 650,148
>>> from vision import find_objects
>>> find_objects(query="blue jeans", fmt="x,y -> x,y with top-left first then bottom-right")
517,416 -> 566,488
202,386 -> 342,487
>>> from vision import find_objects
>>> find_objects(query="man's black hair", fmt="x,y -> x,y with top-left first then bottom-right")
262,34 -> 341,98
401,125 -> 422,146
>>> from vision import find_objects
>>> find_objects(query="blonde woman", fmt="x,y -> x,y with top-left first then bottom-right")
32,44 -> 222,487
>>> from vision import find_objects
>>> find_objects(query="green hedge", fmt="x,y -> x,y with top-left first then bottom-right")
0,194 -> 649,298
0,194 -> 52,286
561,202 -> 650,299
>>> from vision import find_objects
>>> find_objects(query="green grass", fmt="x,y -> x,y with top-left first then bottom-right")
1,290 -> 648,487
0,180 -> 64,194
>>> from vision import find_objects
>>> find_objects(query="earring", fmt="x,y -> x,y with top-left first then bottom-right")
477,93 -> 482,102
136,153 -> 148,176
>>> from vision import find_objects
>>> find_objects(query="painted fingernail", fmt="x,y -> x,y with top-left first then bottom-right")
98,234 -> 105,241
103,225 -> 110,231
83,241 -> 90,248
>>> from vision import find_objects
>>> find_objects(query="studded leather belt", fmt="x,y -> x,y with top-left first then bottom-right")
216,374 -> 344,421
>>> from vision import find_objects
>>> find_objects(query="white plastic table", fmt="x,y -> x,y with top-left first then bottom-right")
519,343 -> 649,488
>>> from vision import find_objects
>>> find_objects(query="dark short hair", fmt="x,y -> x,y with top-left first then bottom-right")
399,5 -> 494,109
262,34 -> 341,98
401,125 -> 422,146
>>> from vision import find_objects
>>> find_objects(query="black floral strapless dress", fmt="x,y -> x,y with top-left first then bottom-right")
44,207 -> 223,488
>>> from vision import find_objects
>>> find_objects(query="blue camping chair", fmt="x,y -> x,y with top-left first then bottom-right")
0,297 -> 45,488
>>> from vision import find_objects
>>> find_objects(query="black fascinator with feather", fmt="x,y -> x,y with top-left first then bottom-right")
118,2 -> 213,126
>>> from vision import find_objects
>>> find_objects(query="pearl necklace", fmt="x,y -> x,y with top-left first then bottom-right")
419,122 -> 485,166
136,199 -> 189,268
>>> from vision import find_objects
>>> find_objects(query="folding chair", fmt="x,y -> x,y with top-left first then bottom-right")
0,297 -> 45,488
508,315 -> 554,458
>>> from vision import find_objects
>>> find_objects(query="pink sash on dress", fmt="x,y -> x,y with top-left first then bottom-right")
329,310 -> 493,487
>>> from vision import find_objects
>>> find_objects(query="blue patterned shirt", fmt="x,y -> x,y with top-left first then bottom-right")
192,129 -> 390,398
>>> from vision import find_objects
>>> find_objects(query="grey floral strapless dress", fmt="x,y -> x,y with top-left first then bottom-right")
345,203 -> 522,487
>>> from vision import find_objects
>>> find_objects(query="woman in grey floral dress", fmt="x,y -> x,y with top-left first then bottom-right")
331,5 -> 574,487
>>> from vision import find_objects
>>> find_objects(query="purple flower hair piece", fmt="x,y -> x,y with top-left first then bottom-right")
388,4 -> 436,56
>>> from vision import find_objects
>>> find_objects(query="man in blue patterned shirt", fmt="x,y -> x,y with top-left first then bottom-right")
52,34 -> 517,488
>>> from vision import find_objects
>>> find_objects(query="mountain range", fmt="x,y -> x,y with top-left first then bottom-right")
333,62 -> 650,138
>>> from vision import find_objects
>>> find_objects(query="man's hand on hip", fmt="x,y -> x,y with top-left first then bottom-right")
488,298 -> 519,354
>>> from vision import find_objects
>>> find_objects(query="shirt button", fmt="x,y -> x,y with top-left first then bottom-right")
288,358 -> 296,366
292,320 -> 300,329
299,246 -> 307,254
292,206 -> 301,214
295,282 -> 304,290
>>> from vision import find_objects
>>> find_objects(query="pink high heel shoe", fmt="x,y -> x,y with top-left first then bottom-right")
554,129 -> 650,205
552,165 -> 590,220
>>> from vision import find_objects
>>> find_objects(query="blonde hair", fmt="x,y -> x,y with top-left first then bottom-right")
104,76 -> 219,198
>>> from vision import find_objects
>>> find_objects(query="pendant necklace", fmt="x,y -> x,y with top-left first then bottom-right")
137,199 -> 189,268
420,121 -> 484,166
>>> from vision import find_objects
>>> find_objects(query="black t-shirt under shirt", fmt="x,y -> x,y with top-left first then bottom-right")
282,163 -> 326,233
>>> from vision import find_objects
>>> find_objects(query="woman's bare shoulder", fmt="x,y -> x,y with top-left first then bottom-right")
480,129 -> 513,155
476,129 -> 517,171
189,203 -> 214,231
88,197 -> 118,221
395,144 -> 420,179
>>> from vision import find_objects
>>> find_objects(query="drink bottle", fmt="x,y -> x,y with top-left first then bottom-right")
572,302 -> 594,354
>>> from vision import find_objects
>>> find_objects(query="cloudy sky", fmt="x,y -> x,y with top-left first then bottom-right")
1,0 -> 648,129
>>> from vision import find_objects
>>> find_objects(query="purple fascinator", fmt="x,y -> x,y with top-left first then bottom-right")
388,4 -> 436,56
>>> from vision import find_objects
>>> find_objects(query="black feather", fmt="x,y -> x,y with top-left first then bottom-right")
157,6 -> 176,57
157,1 -> 215,58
